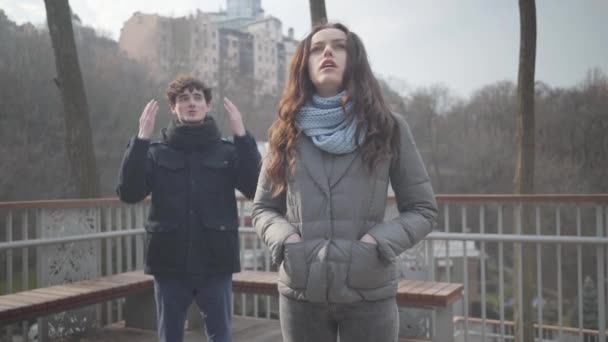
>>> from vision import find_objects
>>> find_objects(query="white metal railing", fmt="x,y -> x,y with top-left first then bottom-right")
1,195 -> 607,341
454,316 -> 604,342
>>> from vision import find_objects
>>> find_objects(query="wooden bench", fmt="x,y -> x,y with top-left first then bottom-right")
0,271 -> 152,325
0,271 -> 463,341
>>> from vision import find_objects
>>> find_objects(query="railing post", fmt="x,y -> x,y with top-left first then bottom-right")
576,207 -> 584,341
21,211 -> 30,341
480,204 -> 487,341
135,203 -> 145,269
515,202 -> 524,342
125,206 -> 133,271
5,211 -> 13,342
433,306 -> 454,342
536,205 -> 544,340
597,205 -> 606,342
444,203 -> 451,283
557,206 -> 563,340
461,204 -> 469,342
498,204 -> 506,340
5,210 -> 13,295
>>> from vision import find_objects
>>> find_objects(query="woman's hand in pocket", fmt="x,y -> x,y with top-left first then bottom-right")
284,233 -> 302,244
359,233 -> 377,245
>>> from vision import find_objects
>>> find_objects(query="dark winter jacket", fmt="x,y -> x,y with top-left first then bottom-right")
117,125 -> 260,275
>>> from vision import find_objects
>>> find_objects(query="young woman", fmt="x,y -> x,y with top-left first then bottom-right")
252,23 -> 437,342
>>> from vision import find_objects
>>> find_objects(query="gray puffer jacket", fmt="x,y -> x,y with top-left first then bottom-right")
252,114 -> 437,303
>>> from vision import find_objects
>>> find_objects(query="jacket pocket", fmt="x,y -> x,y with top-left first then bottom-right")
202,224 -> 239,267
279,242 -> 309,289
144,222 -> 183,269
155,158 -> 186,194
347,241 -> 396,290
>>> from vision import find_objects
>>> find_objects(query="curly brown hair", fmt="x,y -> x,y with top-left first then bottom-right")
165,75 -> 212,106
266,23 -> 400,196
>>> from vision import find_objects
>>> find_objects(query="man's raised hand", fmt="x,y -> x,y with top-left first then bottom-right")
223,97 -> 246,137
137,100 -> 158,140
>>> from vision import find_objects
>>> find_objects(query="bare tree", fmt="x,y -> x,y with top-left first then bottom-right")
44,0 -> 99,198
513,0 -> 536,341
309,0 -> 328,27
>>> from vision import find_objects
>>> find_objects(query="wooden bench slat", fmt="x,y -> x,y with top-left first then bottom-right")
18,291 -> 62,300
418,282 -> 452,298
31,288 -> 80,297
49,285 -> 93,294
407,282 -> 438,296
4,293 -> 51,305
0,297 -> 25,308
434,283 -> 463,297
397,280 -> 425,291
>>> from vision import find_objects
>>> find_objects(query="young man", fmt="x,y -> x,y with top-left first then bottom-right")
117,75 -> 261,342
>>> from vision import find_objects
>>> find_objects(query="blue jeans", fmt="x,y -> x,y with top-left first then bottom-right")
153,273 -> 232,342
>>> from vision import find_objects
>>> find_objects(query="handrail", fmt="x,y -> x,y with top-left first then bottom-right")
2,229 -> 608,252
1,194 -> 607,209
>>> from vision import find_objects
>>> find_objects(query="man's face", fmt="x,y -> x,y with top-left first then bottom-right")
170,88 -> 210,123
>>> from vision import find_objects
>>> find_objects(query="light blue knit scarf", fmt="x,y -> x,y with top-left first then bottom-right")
295,91 -> 366,155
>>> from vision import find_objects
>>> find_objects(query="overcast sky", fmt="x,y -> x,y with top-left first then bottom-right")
1,0 -> 606,97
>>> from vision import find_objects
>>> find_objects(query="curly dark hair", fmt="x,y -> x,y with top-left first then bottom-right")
165,75 -> 212,106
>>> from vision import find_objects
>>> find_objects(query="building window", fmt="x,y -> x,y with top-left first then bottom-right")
212,31 -> 216,37
213,58 -> 217,64
212,44 -> 216,50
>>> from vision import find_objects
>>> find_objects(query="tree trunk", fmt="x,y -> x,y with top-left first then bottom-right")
513,1 -> 536,341
44,0 -> 100,198
309,0 -> 328,27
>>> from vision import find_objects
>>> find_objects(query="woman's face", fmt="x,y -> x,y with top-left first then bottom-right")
307,28 -> 348,97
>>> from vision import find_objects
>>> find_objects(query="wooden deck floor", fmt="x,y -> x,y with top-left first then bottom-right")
49,316 -> 427,341
77,316 -> 283,342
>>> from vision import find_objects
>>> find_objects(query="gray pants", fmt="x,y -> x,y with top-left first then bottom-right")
279,295 -> 399,342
